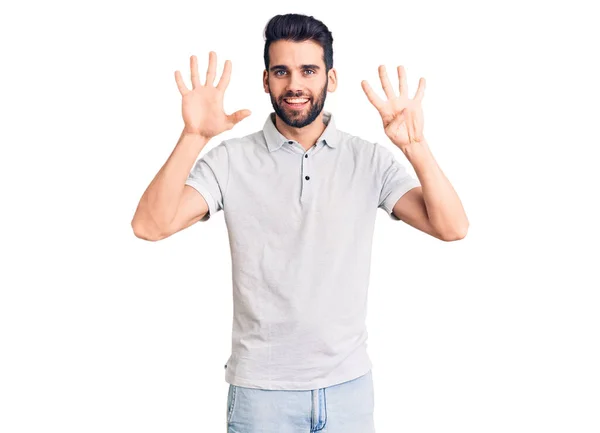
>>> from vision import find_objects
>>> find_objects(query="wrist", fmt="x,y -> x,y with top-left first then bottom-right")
177,129 -> 211,154
182,127 -> 211,140
400,138 -> 430,160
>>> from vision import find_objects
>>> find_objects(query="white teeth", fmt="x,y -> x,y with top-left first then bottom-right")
285,98 -> 308,104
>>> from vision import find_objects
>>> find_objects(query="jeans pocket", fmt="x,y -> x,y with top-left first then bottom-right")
227,384 -> 238,423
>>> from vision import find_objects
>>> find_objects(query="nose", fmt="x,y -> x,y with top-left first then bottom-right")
285,71 -> 306,95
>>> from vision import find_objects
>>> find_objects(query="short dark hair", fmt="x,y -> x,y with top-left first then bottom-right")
263,14 -> 334,73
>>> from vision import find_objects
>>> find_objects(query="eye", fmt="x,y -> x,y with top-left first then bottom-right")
274,70 -> 316,76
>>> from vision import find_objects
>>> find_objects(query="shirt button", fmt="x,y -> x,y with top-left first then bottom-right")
288,141 -> 293,144
304,154 -> 308,158
305,175 -> 310,180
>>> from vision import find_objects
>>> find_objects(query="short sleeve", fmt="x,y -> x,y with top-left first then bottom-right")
185,140 -> 229,221
376,143 -> 421,220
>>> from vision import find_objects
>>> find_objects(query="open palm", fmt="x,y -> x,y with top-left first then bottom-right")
174,52 -> 251,139
361,65 -> 426,151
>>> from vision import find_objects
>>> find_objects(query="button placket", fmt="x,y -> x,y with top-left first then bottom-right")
300,145 -> 314,203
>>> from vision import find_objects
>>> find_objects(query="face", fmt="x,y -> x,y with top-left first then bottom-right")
263,40 -> 337,128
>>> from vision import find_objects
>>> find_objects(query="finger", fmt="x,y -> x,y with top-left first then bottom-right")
216,59 -> 232,91
378,65 -> 396,100
227,109 -> 252,127
361,80 -> 385,112
174,70 -> 189,96
405,109 -> 415,143
407,109 -> 422,143
415,106 -> 425,141
397,66 -> 408,96
205,51 -> 217,87
414,77 -> 426,102
190,55 -> 201,89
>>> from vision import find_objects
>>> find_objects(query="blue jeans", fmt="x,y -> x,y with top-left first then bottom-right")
226,369 -> 375,433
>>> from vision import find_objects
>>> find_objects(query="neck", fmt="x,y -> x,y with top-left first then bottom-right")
275,111 -> 326,151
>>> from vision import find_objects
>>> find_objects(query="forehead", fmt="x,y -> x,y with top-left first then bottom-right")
268,40 -> 324,67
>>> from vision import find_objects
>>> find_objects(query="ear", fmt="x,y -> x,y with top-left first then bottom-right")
327,67 -> 338,92
263,70 -> 269,93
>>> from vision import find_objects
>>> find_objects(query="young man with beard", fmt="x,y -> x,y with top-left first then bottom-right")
131,13 -> 468,433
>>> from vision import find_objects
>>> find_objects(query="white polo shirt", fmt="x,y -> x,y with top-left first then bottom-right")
185,110 -> 421,390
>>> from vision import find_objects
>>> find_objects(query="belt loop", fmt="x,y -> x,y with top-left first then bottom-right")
310,388 -> 327,431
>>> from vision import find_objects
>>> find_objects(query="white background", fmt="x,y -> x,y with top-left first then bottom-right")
1,0 -> 599,432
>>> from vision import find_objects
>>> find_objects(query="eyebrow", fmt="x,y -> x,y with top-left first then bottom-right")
269,64 -> 321,72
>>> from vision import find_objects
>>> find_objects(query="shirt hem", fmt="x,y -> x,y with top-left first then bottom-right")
225,362 -> 373,391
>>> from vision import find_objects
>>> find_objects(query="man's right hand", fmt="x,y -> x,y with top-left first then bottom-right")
174,52 -> 251,139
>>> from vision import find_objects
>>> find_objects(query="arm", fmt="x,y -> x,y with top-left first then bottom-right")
390,187 -> 443,240
362,64 -> 468,241
131,131 -> 209,241
393,140 -> 469,241
130,52 -> 251,241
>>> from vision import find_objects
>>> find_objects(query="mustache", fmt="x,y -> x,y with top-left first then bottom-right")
282,94 -> 311,99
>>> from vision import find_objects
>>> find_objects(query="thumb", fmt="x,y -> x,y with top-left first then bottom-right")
228,109 -> 252,126
387,112 -> 405,131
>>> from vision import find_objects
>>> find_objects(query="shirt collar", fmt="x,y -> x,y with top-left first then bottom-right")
263,110 -> 338,152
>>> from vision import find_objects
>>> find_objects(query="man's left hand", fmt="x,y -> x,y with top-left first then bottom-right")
361,65 -> 426,152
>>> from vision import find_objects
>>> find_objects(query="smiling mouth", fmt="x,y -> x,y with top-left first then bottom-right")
284,98 -> 310,109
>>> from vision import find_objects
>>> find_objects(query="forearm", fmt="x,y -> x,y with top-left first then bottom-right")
402,140 -> 469,239
132,129 -> 209,232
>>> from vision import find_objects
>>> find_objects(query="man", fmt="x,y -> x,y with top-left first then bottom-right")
131,13 -> 468,433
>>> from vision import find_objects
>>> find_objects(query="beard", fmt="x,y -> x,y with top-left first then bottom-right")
269,79 -> 328,128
